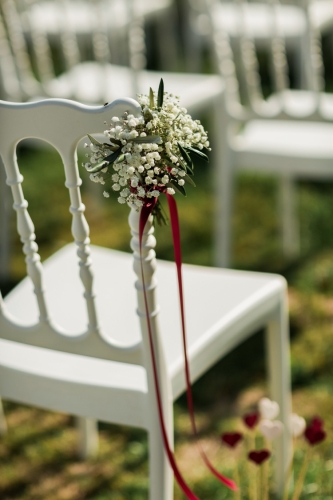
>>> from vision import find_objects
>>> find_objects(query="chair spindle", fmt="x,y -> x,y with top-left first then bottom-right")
4,150 -> 49,323
63,155 -> 99,333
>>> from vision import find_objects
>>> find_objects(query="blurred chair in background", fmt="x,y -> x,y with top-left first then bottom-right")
185,0 -> 308,79
0,0 -> 220,106
0,97 -> 291,496
204,0 -> 333,268
17,0 -> 180,72
186,0 -> 333,78
0,0 -> 177,102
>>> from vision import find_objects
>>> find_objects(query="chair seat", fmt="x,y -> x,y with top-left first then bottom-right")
237,119 -> 333,158
234,107 -> 333,177
3,243 -> 284,408
0,337 -> 148,428
44,62 -> 224,111
268,90 -> 333,120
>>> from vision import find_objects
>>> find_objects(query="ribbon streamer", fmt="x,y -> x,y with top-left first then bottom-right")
139,197 -> 237,500
139,200 -> 200,500
166,194 -> 237,491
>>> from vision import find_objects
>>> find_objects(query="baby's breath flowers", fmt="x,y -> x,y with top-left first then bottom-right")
82,79 -> 210,224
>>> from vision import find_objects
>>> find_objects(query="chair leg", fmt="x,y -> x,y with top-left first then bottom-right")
212,99 -> 234,268
76,417 -> 99,459
265,297 -> 292,494
148,401 -> 174,500
279,175 -> 300,259
0,398 -> 7,435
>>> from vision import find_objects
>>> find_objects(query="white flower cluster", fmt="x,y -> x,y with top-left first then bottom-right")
82,86 -> 209,213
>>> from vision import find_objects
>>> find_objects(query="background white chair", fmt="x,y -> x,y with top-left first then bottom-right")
185,0 -> 333,76
17,0 -> 180,74
0,0 -> 222,108
0,97 -> 291,496
204,0 -> 333,267
0,0 -> 224,260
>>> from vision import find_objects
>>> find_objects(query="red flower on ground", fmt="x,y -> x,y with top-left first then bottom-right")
221,432 -> 243,448
248,450 -> 271,465
305,417 -> 326,446
310,416 -> 324,431
243,412 -> 259,429
304,427 -> 326,445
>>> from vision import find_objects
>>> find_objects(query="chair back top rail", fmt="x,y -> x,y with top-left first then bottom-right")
205,0 -> 327,122
0,97 -> 149,366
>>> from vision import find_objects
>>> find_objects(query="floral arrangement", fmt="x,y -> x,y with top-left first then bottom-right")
82,79 -> 209,224
82,81 -> 241,499
221,397 -> 327,500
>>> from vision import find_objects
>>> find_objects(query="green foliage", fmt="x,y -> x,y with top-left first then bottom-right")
157,78 -> 164,108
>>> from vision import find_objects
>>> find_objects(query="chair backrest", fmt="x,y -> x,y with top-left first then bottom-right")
0,97 -> 160,369
204,0 -> 328,123
0,0 -> 147,101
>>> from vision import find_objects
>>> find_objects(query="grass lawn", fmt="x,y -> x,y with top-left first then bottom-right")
1,132 -> 333,499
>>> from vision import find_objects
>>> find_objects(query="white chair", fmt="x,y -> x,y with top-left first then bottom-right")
1,0 -> 214,107
0,0 -> 223,339
186,0 -> 333,76
185,0 -> 308,75
204,0 -> 333,267
0,97 -> 291,497
18,0 -> 179,72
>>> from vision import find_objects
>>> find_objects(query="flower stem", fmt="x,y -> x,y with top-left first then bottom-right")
291,447 -> 312,500
262,459 -> 268,500
282,438 -> 295,500
262,438 -> 270,500
234,461 -> 241,500
257,465 -> 261,500
246,433 -> 256,500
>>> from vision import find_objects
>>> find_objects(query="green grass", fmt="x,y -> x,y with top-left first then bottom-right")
1,138 -> 333,499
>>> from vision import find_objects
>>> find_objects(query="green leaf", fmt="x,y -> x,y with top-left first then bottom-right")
109,138 -> 122,146
87,134 -> 103,147
157,78 -> 164,108
104,148 -> 123,164
115,154 -> 125,163
144,108 -> 154,122
178,159 -> 194,175
185,163 -> 194,175
178,143 -> 194,172
184,173 -> 196,187
132,135 -> 162,144
167,181 -> 187,197
104,144 -> 120,152
185,146 -> 209,162
87,148 -> 123,173
149,87 -> 154,109
177,160 -> 186,171
86,159 -> 109,173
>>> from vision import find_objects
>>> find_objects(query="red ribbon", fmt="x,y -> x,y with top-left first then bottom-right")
139,197 -> 237,500
166,194 -> 237,491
